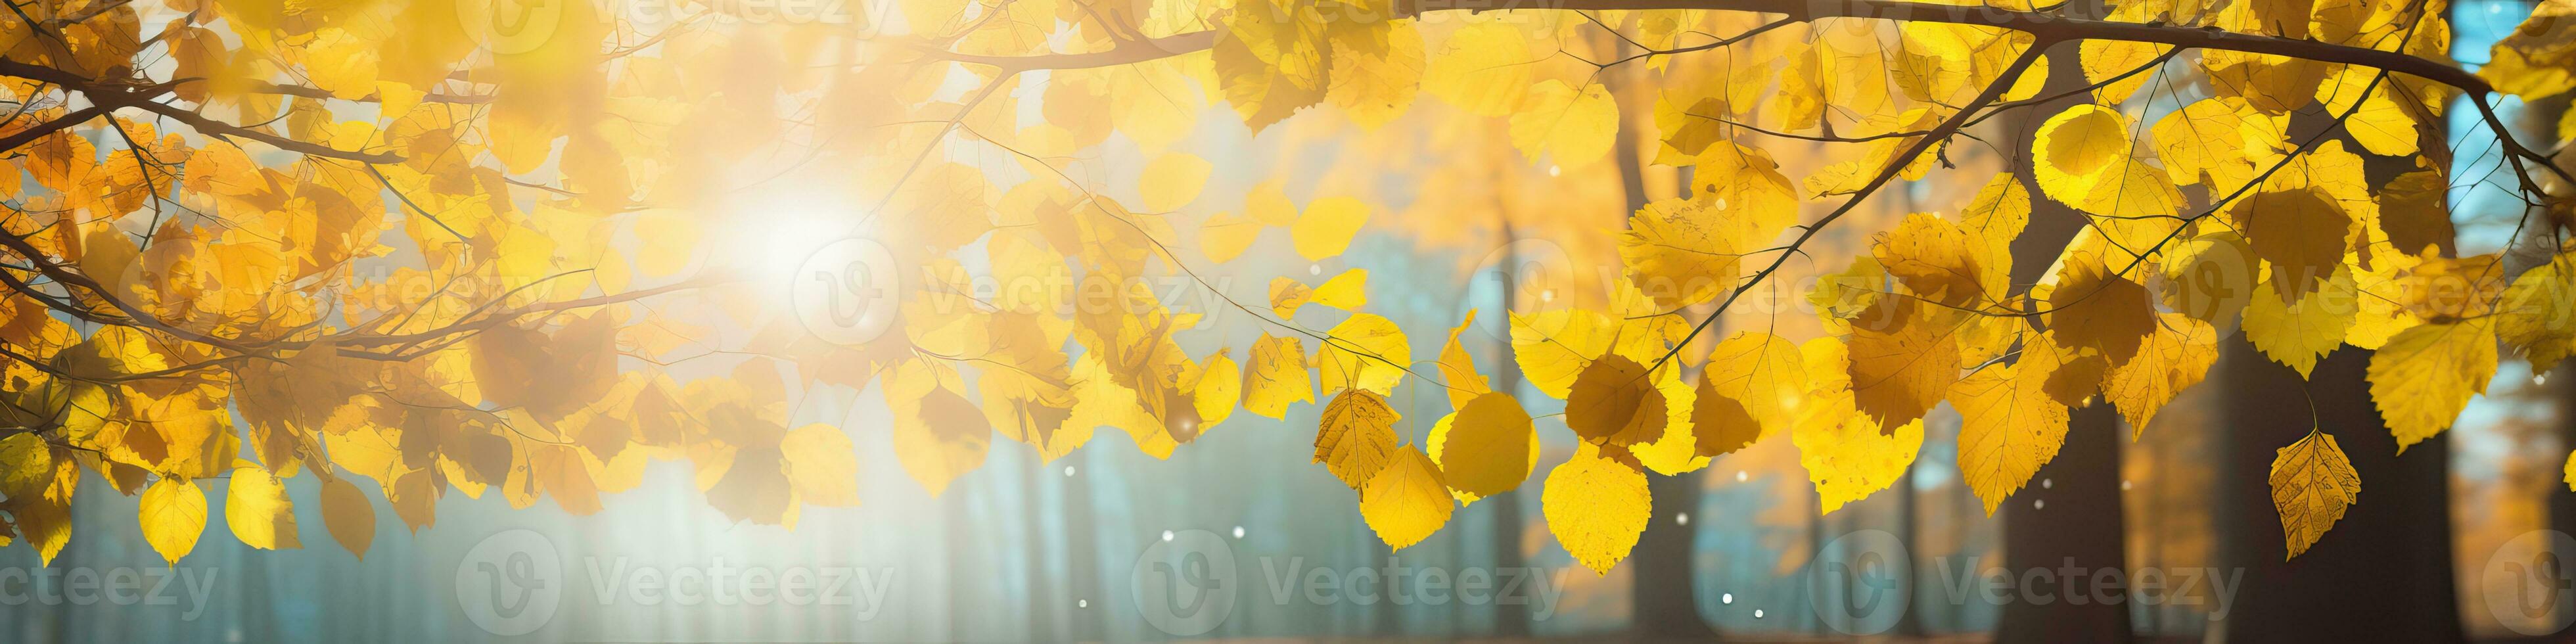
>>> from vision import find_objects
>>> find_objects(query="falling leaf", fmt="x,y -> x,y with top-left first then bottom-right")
2269,430 -> 2360,559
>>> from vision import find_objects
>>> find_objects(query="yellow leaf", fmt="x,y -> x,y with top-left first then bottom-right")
2101,313 -> 2220,436
1210,0 -> 1328,131
1435,311 -> 1493,410
1329,20 -> 1425,129
2079,37 -> 2171,104
785,423 -> 865,505
321,475 -> 375,560
0,433 -> 52,497
2565,449 -> 2576,492
1269,277 -> 1314,318
1439,392 -> 1535,497
1199,211 -> 1262,263
2269,430 -> 2360,559
139,477 -> 208,565
1314,388 -> 1400,488
1509,80 -> 1619,168
1848,298 -> 1962,430
1139,152 -> 1214,212
1246,179 -> 1299,226
1959,173 -> 2031,287
1423,22 -> 1533,116
1291,196 -> 1369,261
1428,406 -> 1541,505
2033,104 -> 2132,208
2158,230 -> 2258,323
1567,355 -> 1667,446
2316,64 -> 2418,156
1874,213 -> 1993,308
1697,331 -> 1810,445
1318,313 -> 1410,396
1794,338 -> 1926,513
2500,251 -> 2576,373
2368,320 -> 2498,451
1953,335 -> 2073,515
2047,250 -> 2156,365
1193,351 -> 1242,430
2244,269 -> 2359,379
1360,446 -> 1453,550
1544,446 -> 1651,574
2231,187 -> 2354,299
2152,97 -> 2262,190
225,467 -> 302,550
1243,334 -> 1315,419
1274,268 -> 1373,316
1620,195 -> 1743,309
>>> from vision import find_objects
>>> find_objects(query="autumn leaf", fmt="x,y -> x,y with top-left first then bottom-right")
1435,311 -> 1493,410
892,377 -> 992,497
1438,392 -> 1536,497
139,478 -> 208,566
1360,447 -> 1454,550
1243,334 -> 1316,419
225,467 -> 302,551
1953,335 -> 2073,515
1795,338 -> 1927,513
2270,430 -> 2361,559
1567,355 -> 1667,446
1292,197 -> 1369,261
1315,388 -> 1401,488
1320,313 -> 1412,396
785,424 -> 865,506
321,476 -> 377,560
1694,331 -> 1810,451
1544,446 -> 1651,574
2044,252 -> 2153,369
2101,314 -> 2220,436
2368,319 -> 2499,451
1848,298 -> 1962,430
2244,269 -> 2360,379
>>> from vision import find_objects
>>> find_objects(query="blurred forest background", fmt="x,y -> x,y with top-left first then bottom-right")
5,0 -> 2575,642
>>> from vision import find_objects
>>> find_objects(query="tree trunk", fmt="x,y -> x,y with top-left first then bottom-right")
2212,342 -> 2463,643
1993,34 -> 2134,644
1490,219 -> 1534,637
1997,403 -> 2134,643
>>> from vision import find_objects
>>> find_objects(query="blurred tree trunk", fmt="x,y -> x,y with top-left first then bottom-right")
1065,449 -> 1104,641
2201,96 -> 2464,644
1998,403 -> 2132,643
1994,36 -> 2132,644
1605,32 -> 1716,636
2212,344 -> 2462,643
1490,218 -> 1534,637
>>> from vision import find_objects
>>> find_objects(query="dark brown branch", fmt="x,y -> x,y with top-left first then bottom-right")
933,0 -> 2490,97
